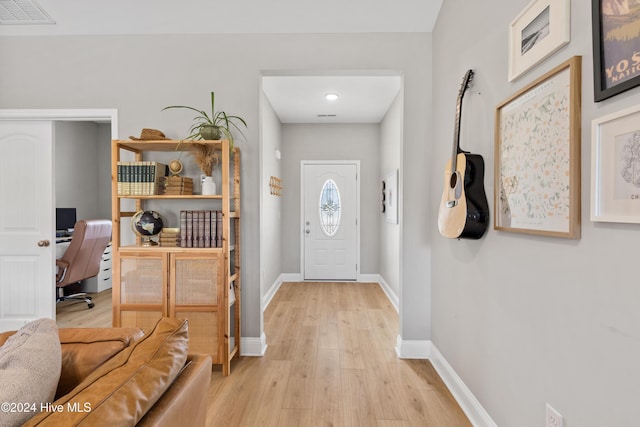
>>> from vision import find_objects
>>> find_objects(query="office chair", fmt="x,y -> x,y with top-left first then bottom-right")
56,219 -> 112,309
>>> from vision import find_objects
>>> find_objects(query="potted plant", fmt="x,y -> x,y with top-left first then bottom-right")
162,91 -> 247,149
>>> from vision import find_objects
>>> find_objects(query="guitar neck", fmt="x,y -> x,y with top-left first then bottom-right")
450,99 -> 462,169
450,69 -> 473,171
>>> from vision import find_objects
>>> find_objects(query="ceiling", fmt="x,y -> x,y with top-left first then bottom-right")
263,74 -> 402,124
0,0 -> 442,123
0,0 -> 443,36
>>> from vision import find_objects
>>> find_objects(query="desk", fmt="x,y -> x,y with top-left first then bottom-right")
55,240 -> 71,259
84,243 -> 112,292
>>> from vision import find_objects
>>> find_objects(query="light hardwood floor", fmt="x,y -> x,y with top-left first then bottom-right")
56,282 -> 471,426
56,290 -> 113,328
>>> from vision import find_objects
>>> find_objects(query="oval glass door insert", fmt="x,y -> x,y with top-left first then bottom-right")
319,179 -> 341,237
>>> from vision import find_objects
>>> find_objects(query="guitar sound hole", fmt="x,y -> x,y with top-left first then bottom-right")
449,173 -> 458,189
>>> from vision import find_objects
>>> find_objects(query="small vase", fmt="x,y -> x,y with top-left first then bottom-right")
202,176 -> 216,195
199,125 -> 222,140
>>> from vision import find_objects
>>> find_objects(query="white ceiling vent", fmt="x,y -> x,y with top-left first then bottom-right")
0,0 -> 55,24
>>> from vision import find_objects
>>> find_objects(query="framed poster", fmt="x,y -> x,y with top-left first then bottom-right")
495,56 -> 581,239
591,104 -> 640,222
592,0 -> 640,101
509,0 -> 570,82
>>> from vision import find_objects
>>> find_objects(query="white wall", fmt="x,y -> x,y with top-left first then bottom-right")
97,123 -> 113,217
54,121 -> 111,222
260,92 -> 283,293
0,32 -> 433,343
432,0 -> 640,425
281,123 -> 380,274
379,91 -> 403,296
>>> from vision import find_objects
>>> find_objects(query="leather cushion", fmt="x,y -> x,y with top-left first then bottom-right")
56,327 -> 144,399
0,319 -> 61,426
25,317 -> 188,426
0,330 -> 16,347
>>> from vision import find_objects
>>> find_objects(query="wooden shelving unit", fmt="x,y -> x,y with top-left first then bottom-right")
110,139 -> 240,375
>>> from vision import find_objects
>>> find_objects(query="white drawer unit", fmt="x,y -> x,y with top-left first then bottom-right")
82,243 -> 112,293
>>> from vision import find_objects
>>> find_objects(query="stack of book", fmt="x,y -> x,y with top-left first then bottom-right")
180,210 -> 223,248
159,228 -> 180,247
159,176 -> 193,195
117,161 -> 168,196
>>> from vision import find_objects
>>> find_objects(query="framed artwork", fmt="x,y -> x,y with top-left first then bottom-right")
591,104 -> 640,222
592,0 -> 640,101
508,0 -> 570,82
384,170 -> 398,224
495,56 -> 581,238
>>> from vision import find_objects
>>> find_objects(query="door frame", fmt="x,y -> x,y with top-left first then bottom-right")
300,160 -> 360,281
0,109 -> 118,136
0,109 -> 118,323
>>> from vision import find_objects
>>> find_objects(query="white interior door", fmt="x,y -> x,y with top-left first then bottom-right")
0,121 -> 55,331
303,162 -> 358,280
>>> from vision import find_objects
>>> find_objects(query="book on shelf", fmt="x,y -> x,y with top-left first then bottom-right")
159,228 -> 180,247
204,210 -> 211,248
159,176 -> 193,195
117,161 -> 168,196
179,210 -> 224,248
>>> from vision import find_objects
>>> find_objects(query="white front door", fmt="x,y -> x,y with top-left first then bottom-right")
0,121 -> 55,331
303,162 -> 358,280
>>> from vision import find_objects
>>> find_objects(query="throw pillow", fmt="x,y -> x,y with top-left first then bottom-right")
0,318 -> 62,427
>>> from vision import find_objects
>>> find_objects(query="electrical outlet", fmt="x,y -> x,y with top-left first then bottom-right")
546,403 -> 563,427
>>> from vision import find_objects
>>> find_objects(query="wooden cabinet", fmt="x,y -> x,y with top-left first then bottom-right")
110,139 -> 240,375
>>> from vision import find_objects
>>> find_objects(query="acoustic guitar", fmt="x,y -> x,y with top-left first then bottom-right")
437,69 -> 489,239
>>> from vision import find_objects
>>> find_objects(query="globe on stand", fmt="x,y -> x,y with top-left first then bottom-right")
131,210 -> 164,247
169,159 -> 183,176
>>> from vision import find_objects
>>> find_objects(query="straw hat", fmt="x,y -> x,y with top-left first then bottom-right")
130,128 -> 169,140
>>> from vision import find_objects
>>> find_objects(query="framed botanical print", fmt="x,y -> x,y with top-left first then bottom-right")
495,56 -> 582,239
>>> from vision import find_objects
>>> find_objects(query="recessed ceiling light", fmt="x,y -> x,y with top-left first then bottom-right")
325,93 -> 339,101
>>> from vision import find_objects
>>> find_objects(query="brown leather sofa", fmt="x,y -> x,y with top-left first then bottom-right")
0,318 -> 211,426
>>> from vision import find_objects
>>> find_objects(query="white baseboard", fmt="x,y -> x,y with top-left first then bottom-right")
280,273 -> 302,282
240,333 -> 267,357
395,335 -> 431,359
429,343 -> 497,427
375,275 -> 399,312
393,338 -> 498,426
357,273 -> 379,282
263,273 -> 301,310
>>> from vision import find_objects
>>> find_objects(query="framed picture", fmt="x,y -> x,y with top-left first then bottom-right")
495,56 -> 581,238
592,0 -> 640,102
508,0 -> 570,82
384,170 -> 398,224
591,104 -> 640,222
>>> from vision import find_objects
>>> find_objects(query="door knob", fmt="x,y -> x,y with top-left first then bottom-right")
305,229 -> 310,234
37,240 -> 50,247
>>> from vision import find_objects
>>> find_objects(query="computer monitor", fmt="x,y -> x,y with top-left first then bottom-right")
56,208 -> 77,232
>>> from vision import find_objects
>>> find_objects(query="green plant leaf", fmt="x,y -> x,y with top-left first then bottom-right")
163,91 -> 247,145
